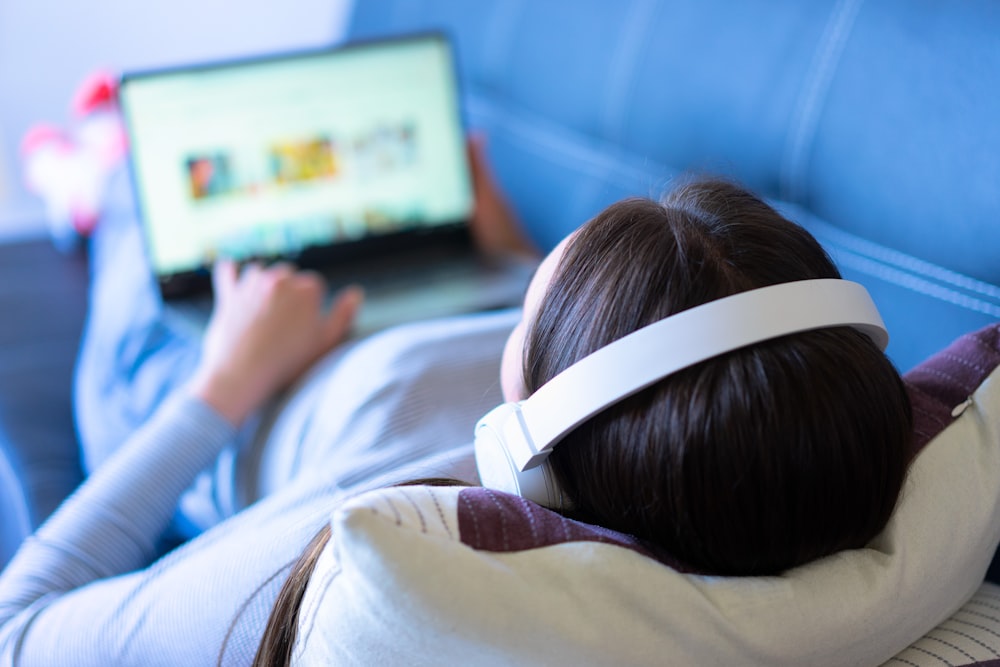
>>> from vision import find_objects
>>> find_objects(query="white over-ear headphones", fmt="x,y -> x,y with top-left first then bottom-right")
474,279 -> 889,509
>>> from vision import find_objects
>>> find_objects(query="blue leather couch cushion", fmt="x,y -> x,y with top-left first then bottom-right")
347,0 -> 1000,371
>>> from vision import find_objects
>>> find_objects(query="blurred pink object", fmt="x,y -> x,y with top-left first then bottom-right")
71,70 -> 119,116
21,70 -> 127,249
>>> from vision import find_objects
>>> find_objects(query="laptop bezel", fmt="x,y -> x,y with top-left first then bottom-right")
118,31 -> 474,301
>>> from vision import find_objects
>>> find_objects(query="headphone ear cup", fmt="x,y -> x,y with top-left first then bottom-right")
474,403 -> 569,509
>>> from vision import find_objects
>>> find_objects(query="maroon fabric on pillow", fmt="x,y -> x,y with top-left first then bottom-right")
904,323 -> 1000,460
457,486 -> 695,571
459,323 -> 1000,558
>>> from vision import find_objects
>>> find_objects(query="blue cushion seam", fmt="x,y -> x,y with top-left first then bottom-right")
467,93 -> 672,190
803,216 -> 1000,300
829,248 -> 1000,318
780,0 -> 865,203
601,0 -> 658,144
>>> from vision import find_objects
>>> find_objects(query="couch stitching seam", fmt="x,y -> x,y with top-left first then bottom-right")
780,0 -> 865,203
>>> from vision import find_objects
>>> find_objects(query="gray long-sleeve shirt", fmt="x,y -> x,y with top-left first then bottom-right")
0,310 -> 512,666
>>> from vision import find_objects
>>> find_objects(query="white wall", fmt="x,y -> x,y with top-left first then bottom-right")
0,0 -> 353,241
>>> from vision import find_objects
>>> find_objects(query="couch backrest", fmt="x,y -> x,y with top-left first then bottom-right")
347,0 -> 1000,371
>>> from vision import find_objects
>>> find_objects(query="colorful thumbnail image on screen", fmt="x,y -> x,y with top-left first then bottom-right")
186,154 -> 235,200
182,121 -> 419,204
270,137 -> 338,184
353,122 -> 417,180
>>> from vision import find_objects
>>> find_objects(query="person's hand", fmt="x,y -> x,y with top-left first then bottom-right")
188,261 -> 363,426
467,134 -> 539,259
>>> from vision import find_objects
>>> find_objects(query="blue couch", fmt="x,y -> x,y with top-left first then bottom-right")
348,0 -> 1000,373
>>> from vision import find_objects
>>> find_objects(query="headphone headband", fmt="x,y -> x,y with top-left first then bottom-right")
504,279 -> 888,472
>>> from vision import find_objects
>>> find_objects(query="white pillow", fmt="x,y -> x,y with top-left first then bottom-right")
293,325 -> 1000,666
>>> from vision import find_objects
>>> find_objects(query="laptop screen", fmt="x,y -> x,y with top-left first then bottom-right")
120,33 -> 472,297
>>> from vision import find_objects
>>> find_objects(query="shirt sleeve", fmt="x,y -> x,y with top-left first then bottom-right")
0,392 -> 236,663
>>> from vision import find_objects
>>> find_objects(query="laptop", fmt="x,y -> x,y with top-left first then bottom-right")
118,32 -> 533,336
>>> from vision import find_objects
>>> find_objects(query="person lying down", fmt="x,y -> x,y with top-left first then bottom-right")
0,177 -> 916,665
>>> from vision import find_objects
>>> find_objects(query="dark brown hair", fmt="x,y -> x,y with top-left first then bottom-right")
252,524 -> 331,666
523,179 -> 912,575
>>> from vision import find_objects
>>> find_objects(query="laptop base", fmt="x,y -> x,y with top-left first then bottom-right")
162,252 -> 535,340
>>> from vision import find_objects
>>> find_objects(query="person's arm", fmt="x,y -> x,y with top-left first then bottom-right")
0,393 -> 234,627
0,262 -> 362,662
